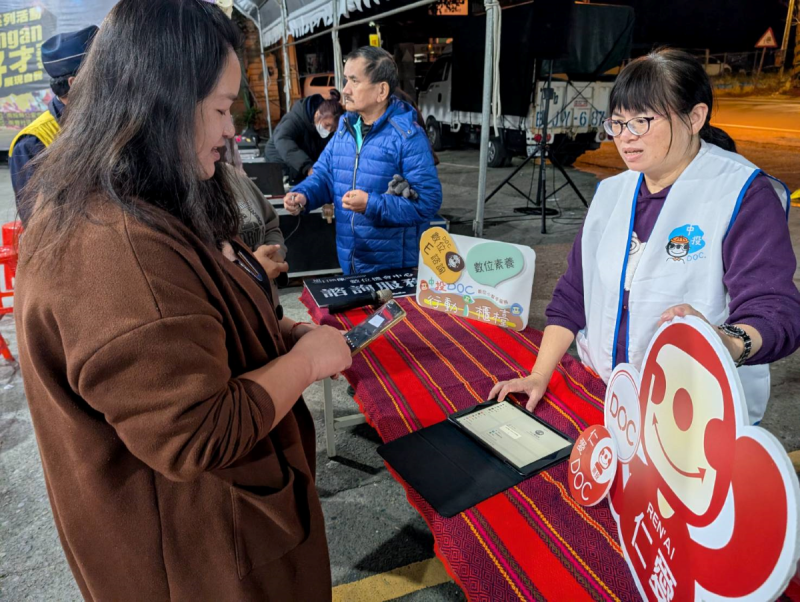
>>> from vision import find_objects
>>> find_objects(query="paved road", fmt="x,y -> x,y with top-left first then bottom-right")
576,96 -> 800,191
712,97 -> 800,144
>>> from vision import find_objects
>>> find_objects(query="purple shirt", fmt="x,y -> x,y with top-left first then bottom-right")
546,174 -> 800,366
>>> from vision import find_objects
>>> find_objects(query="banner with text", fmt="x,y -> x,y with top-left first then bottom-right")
0,0 -> 115,150
305,267 -> 417,309
416,228 -> 535,331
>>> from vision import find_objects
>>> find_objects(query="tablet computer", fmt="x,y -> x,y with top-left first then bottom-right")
448,400 -> 573,476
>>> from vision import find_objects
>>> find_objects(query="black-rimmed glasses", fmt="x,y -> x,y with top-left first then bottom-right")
602,116 -> 659,137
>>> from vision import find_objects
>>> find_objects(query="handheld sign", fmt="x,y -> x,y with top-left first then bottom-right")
603,316 -> 800,602
568,424 -> 617,507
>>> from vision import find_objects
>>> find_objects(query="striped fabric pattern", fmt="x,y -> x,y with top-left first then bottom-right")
301,292 -> 643,601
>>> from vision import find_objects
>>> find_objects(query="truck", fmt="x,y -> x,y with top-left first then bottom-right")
418,2 -> 634,167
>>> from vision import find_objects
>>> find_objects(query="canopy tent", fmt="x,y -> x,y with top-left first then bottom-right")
233,0 -> 384,126
237,0 -> 389,48
232,0 -> 551,238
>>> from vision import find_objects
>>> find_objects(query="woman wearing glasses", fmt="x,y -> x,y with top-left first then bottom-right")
491,49 -> 799,425
15,0 -> 351,599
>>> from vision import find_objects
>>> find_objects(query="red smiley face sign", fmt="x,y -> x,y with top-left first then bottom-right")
568,424 -> 617,507
604,316 -> 800,602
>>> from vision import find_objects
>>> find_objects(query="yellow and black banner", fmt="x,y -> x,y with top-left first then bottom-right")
0,1 -> 114,150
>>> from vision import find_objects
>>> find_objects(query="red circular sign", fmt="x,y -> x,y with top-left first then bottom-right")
568,424 -> 617,506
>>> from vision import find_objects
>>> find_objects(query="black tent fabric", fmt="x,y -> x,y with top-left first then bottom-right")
451,2 -> 573,116
451,2 -> 634,117
550,3 -> 635,79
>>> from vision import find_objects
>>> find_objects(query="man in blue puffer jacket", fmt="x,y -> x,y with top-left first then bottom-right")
285,47 -> 443,275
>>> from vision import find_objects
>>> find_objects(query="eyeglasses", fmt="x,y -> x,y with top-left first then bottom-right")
602,116 -> 659,137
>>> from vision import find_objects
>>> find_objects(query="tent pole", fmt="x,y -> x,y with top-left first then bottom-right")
474,0 -> 496,238
280,0 -> 292,111
256,7 -> 273,137
332,0 -> 343,91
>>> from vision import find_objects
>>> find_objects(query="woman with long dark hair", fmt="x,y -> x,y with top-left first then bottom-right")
15,0 -> 351,599
491,49 -> 800,426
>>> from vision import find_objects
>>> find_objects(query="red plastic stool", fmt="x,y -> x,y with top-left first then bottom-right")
0,224 -> 21,369
0,245 -> 16,316
2,220 -> 22,247
1,221 -> 21,293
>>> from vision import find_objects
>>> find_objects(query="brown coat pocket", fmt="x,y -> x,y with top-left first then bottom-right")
231,466 -> 310,579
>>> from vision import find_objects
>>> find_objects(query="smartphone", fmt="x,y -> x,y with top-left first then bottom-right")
344,299 -> 407,355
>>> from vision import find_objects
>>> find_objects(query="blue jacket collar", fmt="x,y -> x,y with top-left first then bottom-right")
341,96 -> 414,136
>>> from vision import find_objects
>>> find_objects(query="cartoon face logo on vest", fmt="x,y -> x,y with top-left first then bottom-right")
665,224 -> 706,263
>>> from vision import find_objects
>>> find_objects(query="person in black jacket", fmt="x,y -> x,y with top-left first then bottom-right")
264,89 -> 344,185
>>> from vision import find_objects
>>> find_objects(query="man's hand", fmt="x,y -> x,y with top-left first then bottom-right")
342,190 -> 368,213
284,192 -> 307,216
321,204 -> 334,224
253,244 -> 289,279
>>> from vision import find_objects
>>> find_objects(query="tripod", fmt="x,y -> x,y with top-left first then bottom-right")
483,61 -> 588,234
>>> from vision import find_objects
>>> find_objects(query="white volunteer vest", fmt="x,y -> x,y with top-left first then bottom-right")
577,141 -> 789,424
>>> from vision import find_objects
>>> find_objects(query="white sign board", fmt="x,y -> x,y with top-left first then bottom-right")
416,227 -> 535,331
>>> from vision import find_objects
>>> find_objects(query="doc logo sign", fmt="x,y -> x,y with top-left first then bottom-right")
568,424 -> 617,507
606,316 -> 800,602
604,369 -> 640,463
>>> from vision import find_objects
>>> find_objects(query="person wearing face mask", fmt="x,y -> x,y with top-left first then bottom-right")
491,49 -> 800,426
14,1 -> 352,599
263,88 -> 343,185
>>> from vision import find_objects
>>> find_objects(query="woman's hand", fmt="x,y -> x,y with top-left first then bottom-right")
657,303 -> 710,328
658,303 -> 744,362
253,244 -> 288,279
488,372 -> 550,412
292,325 -> 352,381
290,322 -> 317,344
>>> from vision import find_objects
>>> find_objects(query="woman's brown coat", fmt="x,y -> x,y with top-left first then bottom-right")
15,201 -> 330,601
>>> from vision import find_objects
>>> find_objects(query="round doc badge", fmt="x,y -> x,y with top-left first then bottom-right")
568,424 -> 618,506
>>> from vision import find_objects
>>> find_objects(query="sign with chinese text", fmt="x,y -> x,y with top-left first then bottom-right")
0,1 -> 115,150
416,228 -> 535,331
305,267 -> 417,308
602,316 -> 800,601
568,424 -> 617,507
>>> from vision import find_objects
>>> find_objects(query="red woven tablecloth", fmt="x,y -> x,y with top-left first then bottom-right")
304,291 -> 800,602
302,290 -> 647,601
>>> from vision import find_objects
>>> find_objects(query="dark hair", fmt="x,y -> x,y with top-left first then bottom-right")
345,46 -> 399,93
23,0 -> 244,251
49,75 -> 71,98
317,89 -> 344,121
609,48 -> 735,153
